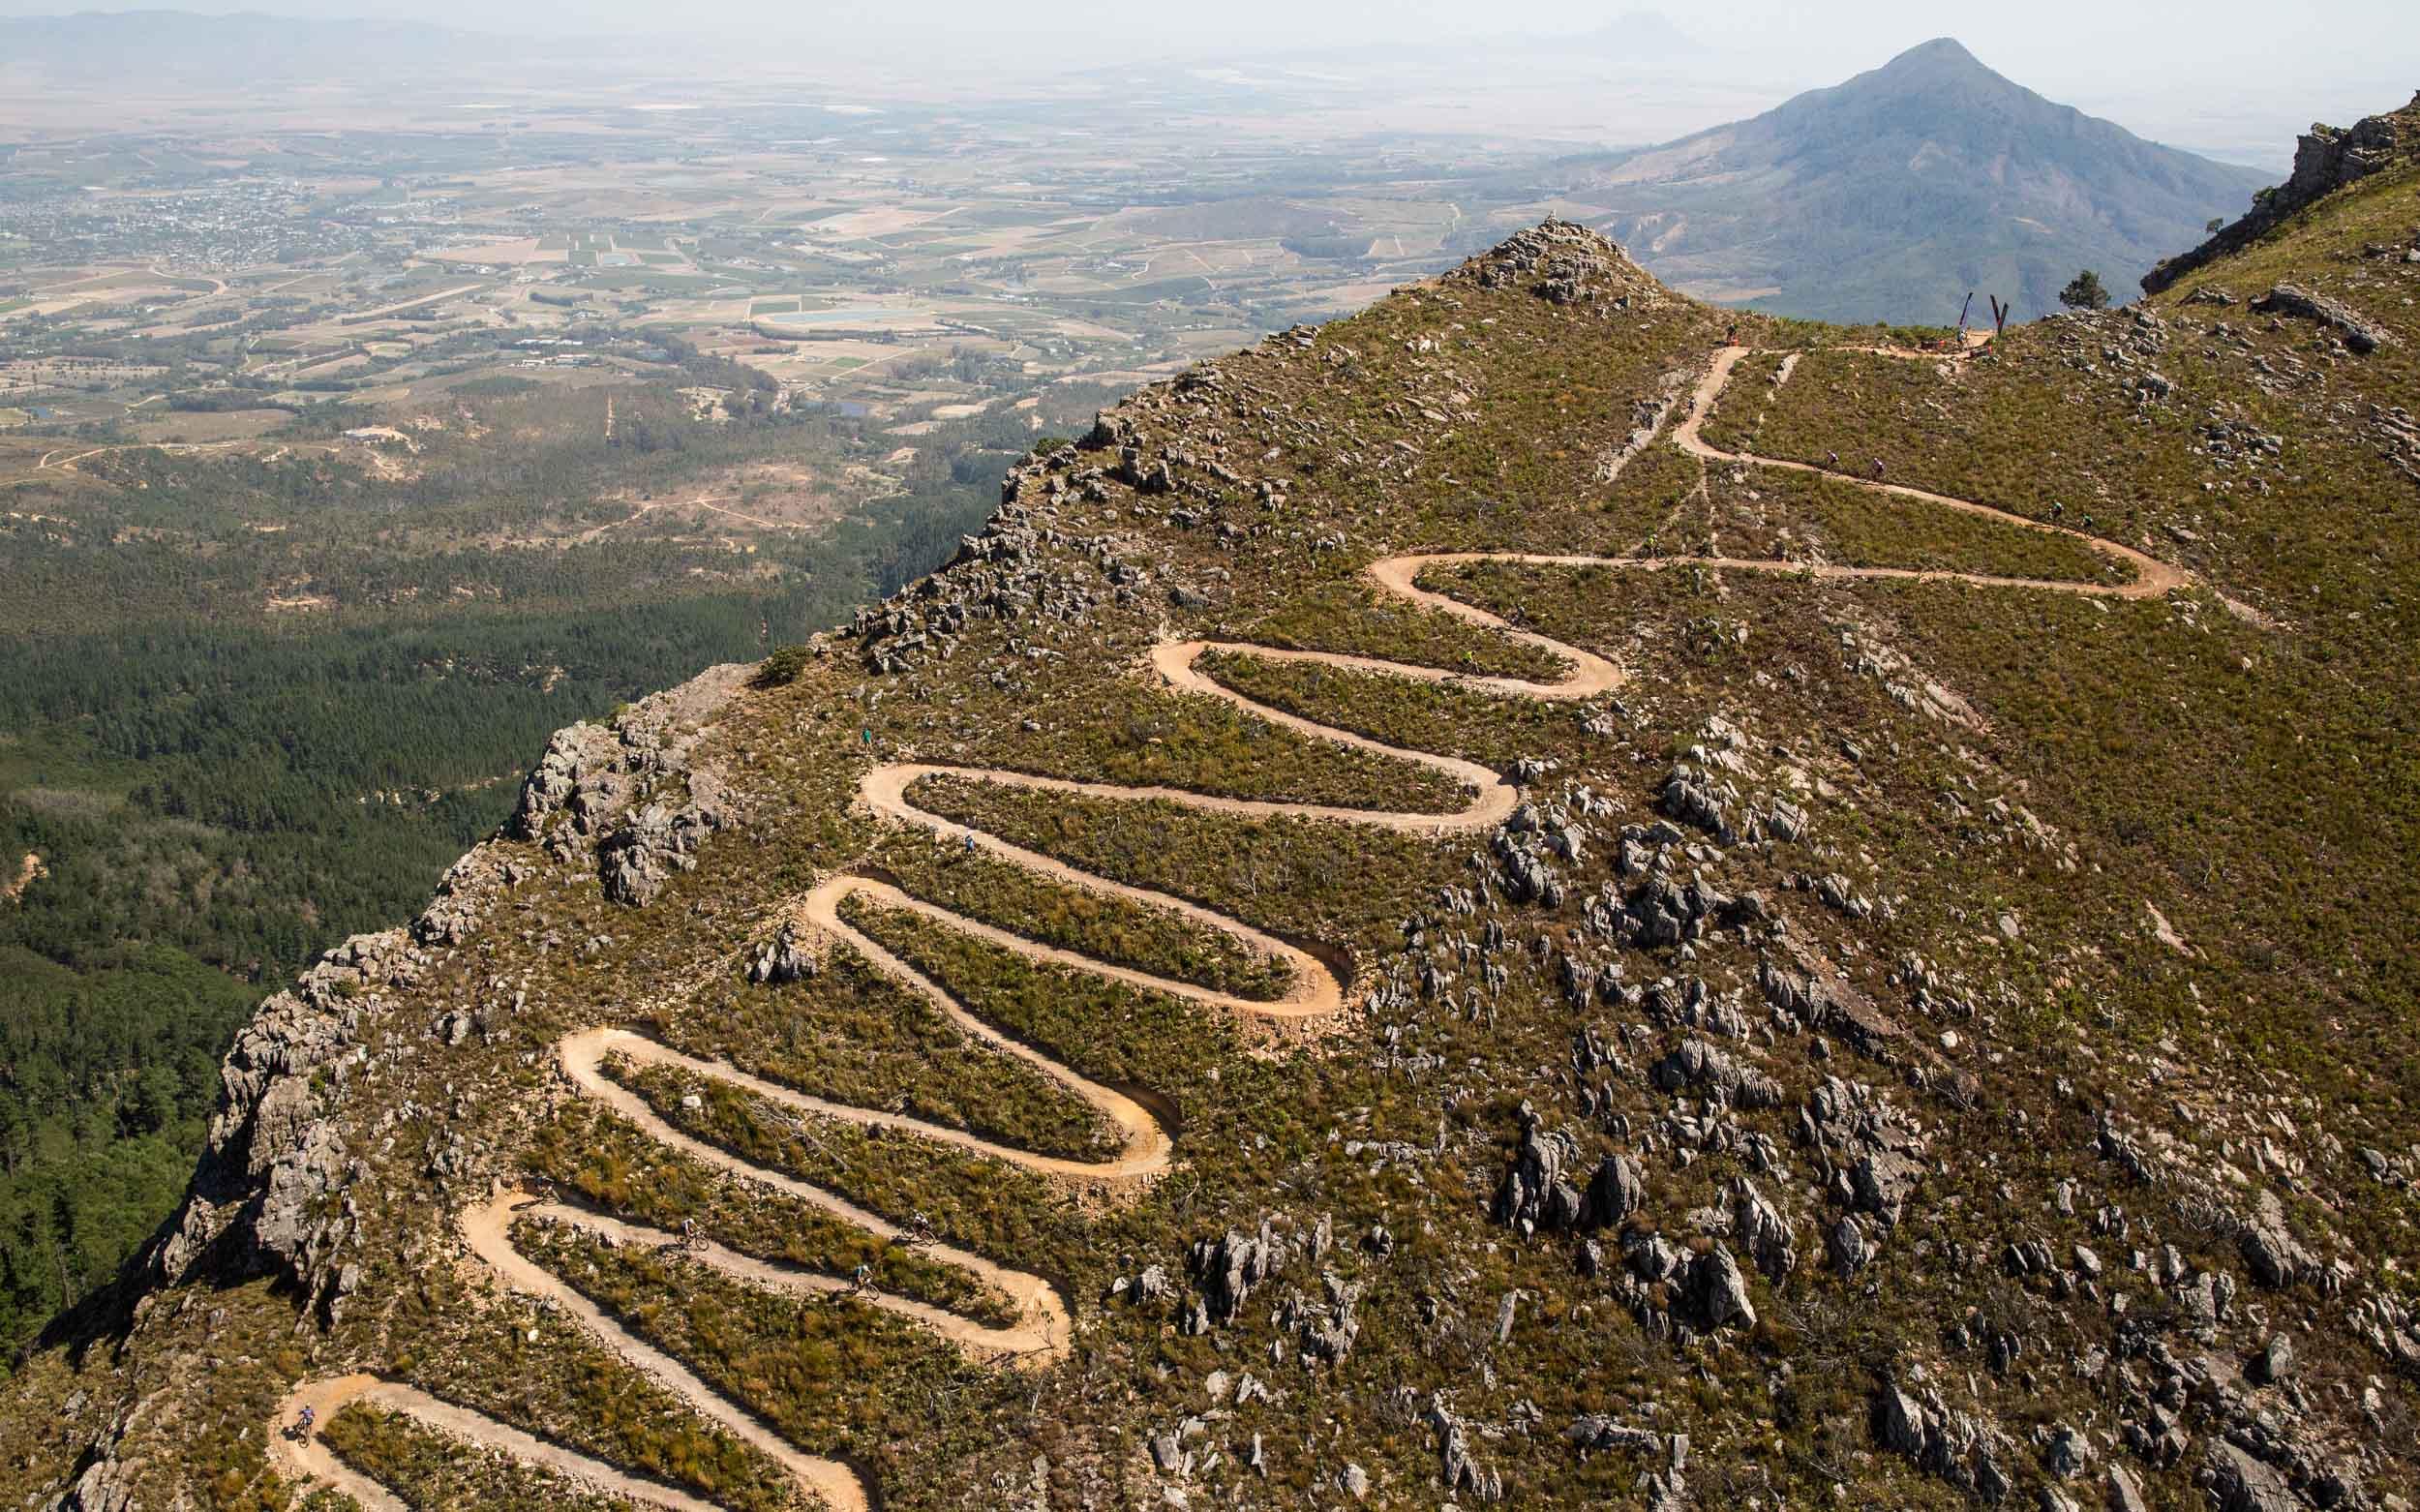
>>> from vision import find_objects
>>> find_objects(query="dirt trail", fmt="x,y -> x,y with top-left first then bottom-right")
556,1029 -> 1073,1354
521,1199 -> 1056,1361
458,1191 -> 873,1512
571,493 -> 796,547
276,342 -> 2193,1511
270,1374 -> 723,1511
34,438 -> 337,476
1677,345 -> 2188,599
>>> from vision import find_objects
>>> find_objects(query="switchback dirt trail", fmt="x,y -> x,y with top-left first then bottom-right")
274,344 -> 2189,1511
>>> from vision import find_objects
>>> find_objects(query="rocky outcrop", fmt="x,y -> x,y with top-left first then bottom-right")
1875,1380 -> 2018,1502
748,921 -> 816,985
1184,1216 -> 1300,1332
1493,1105 -> 1587,1235
1452,218 -> 1656,310
2249,283 -> 2392,353
142,929 -> 415,1313
511,662 -> 749,905
845,495 -> 1135,675
2203,1438 -> 2298,1512
138,663 -> 747,1311
2145,94 -> 2416,293
1652,1037 -> 1783,1108
598,770 -> 728,906
1800,1075 -> 1931,1225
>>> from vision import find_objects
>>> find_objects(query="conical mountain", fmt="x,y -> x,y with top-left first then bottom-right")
1564,38 -> 2273,321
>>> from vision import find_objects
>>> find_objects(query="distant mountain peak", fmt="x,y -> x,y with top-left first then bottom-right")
1881,37 -> 1986,72
1849,37 -> 2026,98
1568,7 -> 1708,57
1562,40 -> 2272,323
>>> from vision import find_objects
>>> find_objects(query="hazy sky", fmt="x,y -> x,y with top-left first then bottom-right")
15,0 -> 2402,87
7,0 -> 2415,161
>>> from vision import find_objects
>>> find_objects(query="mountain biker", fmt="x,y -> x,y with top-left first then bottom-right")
295,1405 -> 316,1439
850,1262 -> 875,1295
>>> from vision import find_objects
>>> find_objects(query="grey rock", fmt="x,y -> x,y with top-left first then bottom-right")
142,928 -> 424,1303
2046,1422 -> 2093,1479
1660,764 -> 1733,842
2252,1333 -> 2296,1384
2205,1438 -> 2298,1512
1733,1178 -> 1798,1280
1582,1152 -> 1647,1230
1290,1271 -> 1363,1364
1567,1414 -> 1666,1456
748,922 -> 815,985
1494,1105 -> 1586,1235
1689,1242 -> 1757,1330
2146,105 -> 2405,293
2104,1464 -> 2150,1512
2240,1190 -> 2318,1289
1187,1219 -> 1294,1329
1881,1386 -> 1929,1457
1829,1214 -> 1872,1278
2252,282 -> 2392,353
1151,1431 -> 1185,1473
1801,1075 -> 1930,1225
1653,1038 -> 1783,1108
1435,1397 -> 1506,1501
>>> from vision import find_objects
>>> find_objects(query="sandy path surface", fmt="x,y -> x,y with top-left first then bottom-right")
273,342 -> 2191,1511
270,1374 -> 722,1511
34,438 -> 339,475
556,1029 -> 1073,1356
1676,345 -> 2188,599
457,1191 -> 872,1512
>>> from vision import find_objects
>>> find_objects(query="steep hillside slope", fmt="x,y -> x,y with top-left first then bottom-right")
6,96 -> 2419,1512
1565,39 -> 2272,321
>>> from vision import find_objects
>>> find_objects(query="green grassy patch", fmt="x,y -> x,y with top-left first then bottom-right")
1709,466 -> 2133,585
320,1405 -> 648,1512
841,892 -> 1231,1103
650,943 -> 1117,1162
870,834 -> 1292,1000
517,1220 -> 996,1486
604,1055 -> 1092,1304
1236,574 -> 1568,680
525,1100 -> 1017,1326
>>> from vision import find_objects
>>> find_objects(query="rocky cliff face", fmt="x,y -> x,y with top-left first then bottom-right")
133,661 -> 749,1321
2143,92 -> 2419,293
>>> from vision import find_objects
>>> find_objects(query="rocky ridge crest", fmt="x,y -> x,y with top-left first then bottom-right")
2144,92 -> 2420,293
